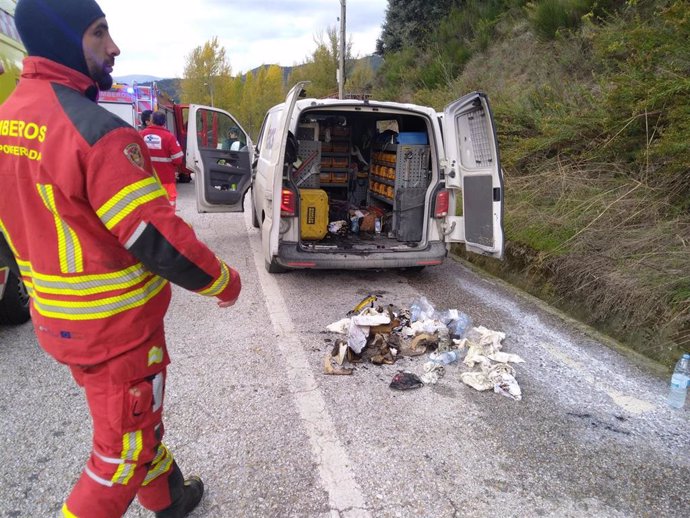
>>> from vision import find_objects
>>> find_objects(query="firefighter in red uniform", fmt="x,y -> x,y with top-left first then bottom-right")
141,111 -> 183,207
0,1 -> 241,517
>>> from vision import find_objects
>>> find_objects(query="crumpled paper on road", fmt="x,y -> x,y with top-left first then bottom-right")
327,318 -> 351,334
352,308 -> 391,327
402,319 -> 450,338
460,362 -> 522,400
459,326 -> 523,401
327,308 -> 392,355
463,326 -> 524,366
420,361 -> 445,384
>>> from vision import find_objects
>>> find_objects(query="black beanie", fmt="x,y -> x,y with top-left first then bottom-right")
15,0 -> 105,78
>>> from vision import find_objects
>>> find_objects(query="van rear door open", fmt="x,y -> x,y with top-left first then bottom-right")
264,81 -> 310,268
186,105 -> 253,213
442,92 -> 504,259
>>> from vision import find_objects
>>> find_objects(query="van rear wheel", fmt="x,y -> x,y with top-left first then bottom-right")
252,210 -> 260,228
0,271 -> 31,325
251,192 -> 260,229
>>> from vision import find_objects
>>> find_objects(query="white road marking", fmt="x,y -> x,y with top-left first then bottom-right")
244,212 -> 371,518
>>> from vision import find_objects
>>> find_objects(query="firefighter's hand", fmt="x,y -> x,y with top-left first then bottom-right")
217,298 -> 237,308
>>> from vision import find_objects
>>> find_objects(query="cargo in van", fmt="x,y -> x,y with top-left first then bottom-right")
186,82 -> 504,273
288,109 -> 436,253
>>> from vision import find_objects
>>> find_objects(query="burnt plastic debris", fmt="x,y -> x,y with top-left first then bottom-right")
389,371 -> 424,390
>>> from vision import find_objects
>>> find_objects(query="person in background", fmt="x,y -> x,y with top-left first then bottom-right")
0,1 -> 241,516
140,108 -> 153,130
222,126 -> 241,151
141,111 -> 184,208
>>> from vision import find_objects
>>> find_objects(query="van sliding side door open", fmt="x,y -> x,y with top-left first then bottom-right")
442,92 -> 504,259
187,105 -> 253,213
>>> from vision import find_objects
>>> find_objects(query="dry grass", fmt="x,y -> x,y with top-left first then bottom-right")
505,158 -> 690,365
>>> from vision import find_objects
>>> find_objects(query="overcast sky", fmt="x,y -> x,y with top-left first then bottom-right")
96,0 -> 388,79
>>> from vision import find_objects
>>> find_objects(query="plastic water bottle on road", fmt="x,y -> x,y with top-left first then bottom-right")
448,312 -> 472,339
667,353 -> 690,409
429,350 -> 461,365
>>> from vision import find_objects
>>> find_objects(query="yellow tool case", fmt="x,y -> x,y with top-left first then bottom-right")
299,189 -> 329,240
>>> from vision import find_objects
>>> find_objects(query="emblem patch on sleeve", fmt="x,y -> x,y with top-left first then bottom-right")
123,143 -> 145,169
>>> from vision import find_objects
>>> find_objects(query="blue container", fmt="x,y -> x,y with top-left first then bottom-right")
396,132 -> 428,145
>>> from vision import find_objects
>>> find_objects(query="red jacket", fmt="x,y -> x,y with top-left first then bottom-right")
140,125 -> 183,184
0,57 -> 241,366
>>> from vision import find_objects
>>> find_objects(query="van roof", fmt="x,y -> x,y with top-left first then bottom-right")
267,97 -> 439,118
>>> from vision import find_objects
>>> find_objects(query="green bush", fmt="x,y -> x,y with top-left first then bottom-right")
527,0 -> 592,39
594,1 -> 690,202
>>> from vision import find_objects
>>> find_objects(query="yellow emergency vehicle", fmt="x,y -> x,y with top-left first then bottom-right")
0,0 -> 24,103
0,0 -> 30,325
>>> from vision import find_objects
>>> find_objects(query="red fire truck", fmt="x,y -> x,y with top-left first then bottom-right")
98,82 -> 157,127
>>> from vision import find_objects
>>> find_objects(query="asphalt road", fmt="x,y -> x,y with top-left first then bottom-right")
1,182 -> 688,518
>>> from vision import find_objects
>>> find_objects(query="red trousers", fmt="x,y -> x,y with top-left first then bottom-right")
162,183 -> 177,207
61,333 -> 183,518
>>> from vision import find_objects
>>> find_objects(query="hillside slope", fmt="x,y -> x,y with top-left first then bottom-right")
378,1 -> 689,367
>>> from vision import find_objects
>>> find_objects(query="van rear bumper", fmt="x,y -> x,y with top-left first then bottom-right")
276,241 -> 448,270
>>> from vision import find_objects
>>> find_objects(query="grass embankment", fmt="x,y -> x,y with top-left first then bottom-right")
409,2 -> 689,367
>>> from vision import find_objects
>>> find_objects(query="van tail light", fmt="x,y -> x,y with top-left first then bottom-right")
434,189 -> 449,218
280,188 -> 296,216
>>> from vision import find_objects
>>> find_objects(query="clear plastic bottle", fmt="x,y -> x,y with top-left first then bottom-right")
447,312 -> 472,339
429,350 -> 461,365
350,216 -> 359,234
667,353 -> 690,409
409,296 -> 434,322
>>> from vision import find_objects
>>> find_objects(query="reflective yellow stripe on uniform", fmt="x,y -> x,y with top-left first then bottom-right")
31,262 -> 152,296
18,262 -> 34,296
17,259 -> 31,277
36,184 -> 84,274
31,275 -> 168,320
142,443 -> 174,486
61,503 -> 79,518
96,177 -> 167,230
122,431 -> 143,462
110,431 -> 143,485
0,219 -> 34,294
197,259 -> 230,297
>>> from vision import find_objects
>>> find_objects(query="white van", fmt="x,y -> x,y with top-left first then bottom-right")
185,82 -> 504,272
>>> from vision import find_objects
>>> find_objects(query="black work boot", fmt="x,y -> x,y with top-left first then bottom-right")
154,476 -> 205,518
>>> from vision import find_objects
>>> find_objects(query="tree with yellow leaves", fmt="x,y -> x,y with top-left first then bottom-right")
181,36 -> 232,108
